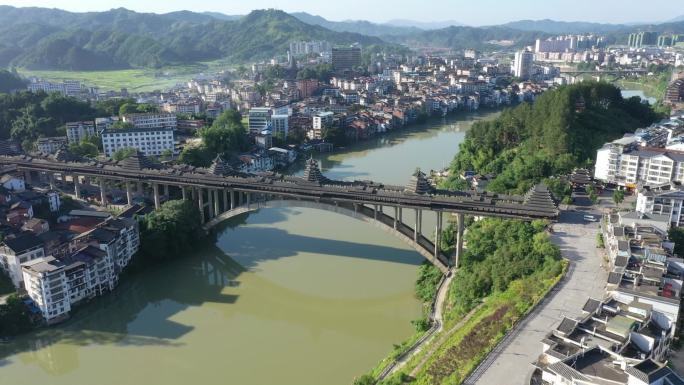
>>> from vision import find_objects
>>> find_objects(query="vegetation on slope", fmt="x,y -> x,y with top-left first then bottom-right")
442,82 -> 663,195
0,7 -> 388,70
0,70 -> 26,93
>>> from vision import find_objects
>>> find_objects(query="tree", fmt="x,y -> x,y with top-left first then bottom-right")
179,145 -> 213,167
112,121 -> 135,129
200,109 -> 247,156
0,294 -> 33,337
68,141 -> 99,158
119,102 -> 139,116
352,374 -> 375,385
139,200 -> 205,263
612,189 -> 625,205
668,227 -> 684,257
112,147 -> 136,161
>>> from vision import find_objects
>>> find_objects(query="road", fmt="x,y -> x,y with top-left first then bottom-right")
465,203 -> 609,385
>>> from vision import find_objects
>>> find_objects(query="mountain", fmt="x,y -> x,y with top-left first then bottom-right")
201,12 -> 243,21
387,25 -> 547,52
500,19 -> 626,34
0,7 -> 387,70
384,19 -> 464,29
668,15 -> 684,23
291,12 -> 421,36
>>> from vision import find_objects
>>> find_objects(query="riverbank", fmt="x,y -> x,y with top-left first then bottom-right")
352,218 -> 566,385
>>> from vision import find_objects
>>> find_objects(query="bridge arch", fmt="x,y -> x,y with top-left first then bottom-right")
203,199 -> 450,273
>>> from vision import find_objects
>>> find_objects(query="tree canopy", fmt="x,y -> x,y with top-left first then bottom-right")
200,109 -> 247,157
138,200 -> 205,263
443,82 -> 663,194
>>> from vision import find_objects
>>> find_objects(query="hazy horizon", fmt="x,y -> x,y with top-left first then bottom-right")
0,0 -> 681,26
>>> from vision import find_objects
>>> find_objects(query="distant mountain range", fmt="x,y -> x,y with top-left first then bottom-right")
0,7 -> 385,70
499,19 -> 628,34
0,6 -> 682,72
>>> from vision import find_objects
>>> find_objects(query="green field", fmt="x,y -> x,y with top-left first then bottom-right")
18,60 -> 233,92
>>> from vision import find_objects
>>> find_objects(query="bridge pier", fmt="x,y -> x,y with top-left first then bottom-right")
137,181 -> 143,195
208,188 -> 215,218
434,211 -> 443,259
414,209 -> 419,241
453,213 -> 464,269
222,189 -> 228,213
163,184 -> 169,198
245,192 -> 250,207
198,188 -> 205,223
230,189 -> 235,210
73,174 -> 81,199
181,186 -> 187,200
398,207 -> 402,223
24,170 -> 32,185
213,190 -> 220,217
99,178 -> 107,206
48,172 -> 55,190
153,183 -> 160,209
393,206 -> 398,229
126,181 -> 133,205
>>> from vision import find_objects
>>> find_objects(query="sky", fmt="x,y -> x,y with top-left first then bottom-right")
0,0 -> 681,25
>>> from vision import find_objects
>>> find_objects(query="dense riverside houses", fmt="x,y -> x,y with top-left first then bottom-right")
21,216 -> 139,324
533,211 -> 684,385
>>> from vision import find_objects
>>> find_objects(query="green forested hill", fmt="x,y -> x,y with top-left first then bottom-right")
0,7 -> 385,70
444,82 -> 663,194
0,70 -> 26,93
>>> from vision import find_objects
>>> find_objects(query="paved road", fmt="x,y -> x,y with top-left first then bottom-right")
467,207 -> 609,385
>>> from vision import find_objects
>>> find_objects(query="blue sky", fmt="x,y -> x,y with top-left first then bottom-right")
0,0 -> 681,25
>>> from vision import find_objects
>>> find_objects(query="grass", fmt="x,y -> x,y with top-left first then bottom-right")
18,60 -> 234,92
382,260 -> 567,385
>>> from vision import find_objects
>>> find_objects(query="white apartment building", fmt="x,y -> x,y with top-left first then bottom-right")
163,101 -> 201,115
121,113 -> 177,130
636,183 -> 684,228
22,257 -> 70,323
595,136 -> 684,188
66,121 -> 96,144
36,136 -> 68,154
270,114 -> 289,137
248,107 -> 272,134
0,233 -> 46,288
23,217 -> 140,323
101,128 -> 175,157
512,50 -> 534,80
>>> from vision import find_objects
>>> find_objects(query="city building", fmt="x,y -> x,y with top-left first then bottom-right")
297,79 -> 319,98
101,127 -> 175,157
0,233 -> 46,288
121,113 -> 177,130
162,101 -> 201,115
36,136 -> 68,154
248,107 -> 272,134
66,121 -> 96,144
27,79 -> 81,97
628,32 -> 658,48
332,47 -> 361,71
289,40 -> 331,56
512,50 -> 534,80
22,216 -> 140,323
636,183 -> 684,228
665,79 -> 684,104
270,114 -> 289,137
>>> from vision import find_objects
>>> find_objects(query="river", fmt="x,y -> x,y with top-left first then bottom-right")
0,110 -> 497,385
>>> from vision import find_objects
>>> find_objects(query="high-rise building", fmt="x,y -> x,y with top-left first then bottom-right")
512,50 -> 534,80
248,107 -> 272,134
332,47 -> 361,71
628,31 -> 658,48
